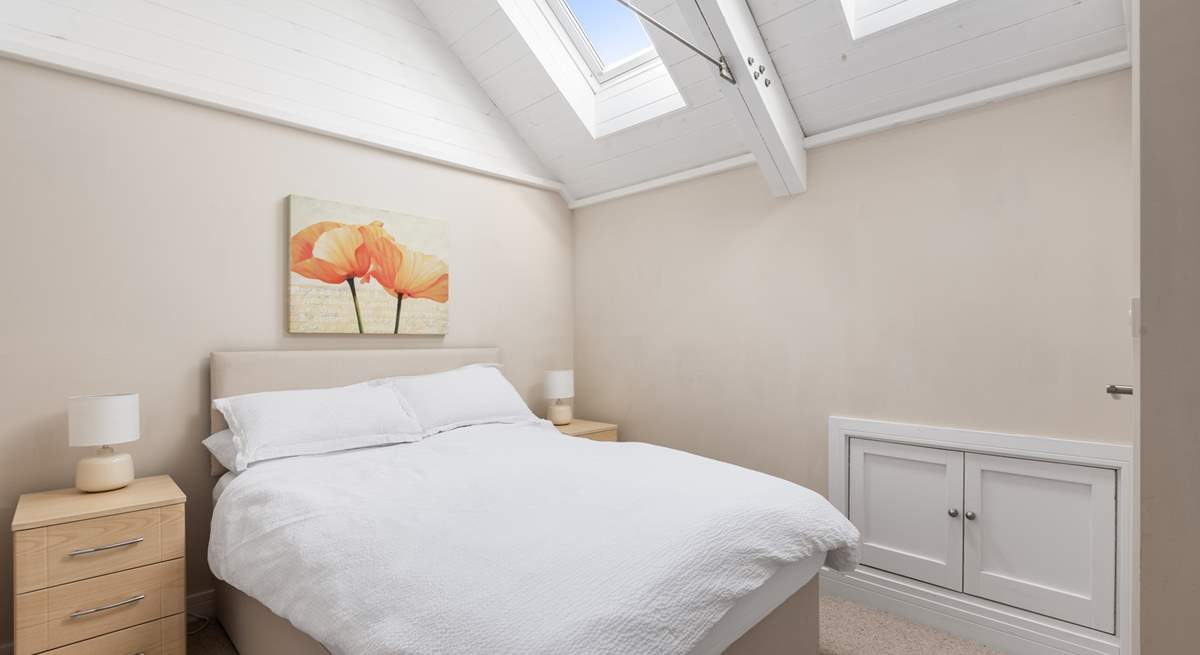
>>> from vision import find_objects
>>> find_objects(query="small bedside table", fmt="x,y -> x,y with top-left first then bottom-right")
11,475 -> 187,655
556,419 -> 618,442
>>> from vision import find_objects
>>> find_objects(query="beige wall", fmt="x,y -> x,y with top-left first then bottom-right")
0,58 -> 573,644
574,71 -> 1135,493
1139,0 -> 1200,650
0,54 -> 1140,648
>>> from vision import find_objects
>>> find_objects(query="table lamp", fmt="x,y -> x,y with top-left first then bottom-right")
68,393 -> 140,492
544,370 -> 574,426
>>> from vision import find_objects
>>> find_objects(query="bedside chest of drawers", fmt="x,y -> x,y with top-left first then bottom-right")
11,475 -> 187,655
555,419 -> 618,442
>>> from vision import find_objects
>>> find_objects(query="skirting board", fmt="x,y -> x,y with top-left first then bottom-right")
821,568 -> 1121,655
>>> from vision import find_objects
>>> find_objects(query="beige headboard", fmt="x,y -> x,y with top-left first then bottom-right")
209,348 -> 501,474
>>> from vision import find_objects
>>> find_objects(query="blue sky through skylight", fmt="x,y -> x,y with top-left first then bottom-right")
565,0 -> 653,67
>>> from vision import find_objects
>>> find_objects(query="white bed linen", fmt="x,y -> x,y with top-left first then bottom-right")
209,421 -> 859,655
213,471 -> 236,504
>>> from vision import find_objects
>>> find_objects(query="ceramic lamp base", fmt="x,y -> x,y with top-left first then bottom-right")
547,403 -> 573,426
76,447 -> 134,493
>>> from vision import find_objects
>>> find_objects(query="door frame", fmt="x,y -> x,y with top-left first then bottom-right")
828,416 -> 1134,654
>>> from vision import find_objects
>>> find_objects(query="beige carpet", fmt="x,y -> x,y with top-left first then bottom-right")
187,597 -> 1006,654
820,596 -> 1005,655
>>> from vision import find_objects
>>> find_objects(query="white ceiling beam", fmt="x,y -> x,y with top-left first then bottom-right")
675,0 -> 808,196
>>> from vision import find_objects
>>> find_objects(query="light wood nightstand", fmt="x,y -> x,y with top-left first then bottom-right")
556,419 -> 618,442
11,475 -> 187,655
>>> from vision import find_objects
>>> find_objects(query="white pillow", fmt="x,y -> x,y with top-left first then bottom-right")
203,429 -> 238,472
373,364 -> 536,433
213,383 -> 421,471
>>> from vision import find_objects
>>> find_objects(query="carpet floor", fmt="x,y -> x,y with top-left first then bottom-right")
187,596 -> 1006,654
818,596 -> 1005,654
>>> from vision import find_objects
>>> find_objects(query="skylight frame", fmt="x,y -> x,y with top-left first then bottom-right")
839,0 -> 964,40
544,0 -> 657,85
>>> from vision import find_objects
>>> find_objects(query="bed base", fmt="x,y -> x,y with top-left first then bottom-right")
215,578 -> 817,655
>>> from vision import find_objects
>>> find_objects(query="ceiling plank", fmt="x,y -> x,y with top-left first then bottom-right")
676,0 -> 808,196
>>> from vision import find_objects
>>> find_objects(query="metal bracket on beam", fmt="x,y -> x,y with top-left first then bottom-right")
614,0 -> 736,84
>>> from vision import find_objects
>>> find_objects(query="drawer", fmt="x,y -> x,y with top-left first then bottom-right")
14,505 -> 185,593
15,559 -> 185,655
42,613 -> 186,655
585,429 -> 618,442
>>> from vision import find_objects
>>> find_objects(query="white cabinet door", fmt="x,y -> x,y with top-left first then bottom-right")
963,454 -> 1116,633
849,438 -> 964,591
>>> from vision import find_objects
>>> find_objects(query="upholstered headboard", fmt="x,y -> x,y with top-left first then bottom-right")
208,348 -> 501,474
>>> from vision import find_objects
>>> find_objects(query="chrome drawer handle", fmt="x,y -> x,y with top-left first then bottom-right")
68,536 -> 144,557
69,593 -> 146,618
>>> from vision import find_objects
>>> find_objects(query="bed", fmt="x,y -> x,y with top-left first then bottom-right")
207,348 -> 858,655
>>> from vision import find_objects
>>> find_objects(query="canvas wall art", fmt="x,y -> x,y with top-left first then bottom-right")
289,195 -> 449,334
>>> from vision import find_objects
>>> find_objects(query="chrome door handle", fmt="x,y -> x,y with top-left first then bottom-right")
69,593 -> 145,618
948,508 -> 960,518
964,511 -> 977,521
68,536 -> 144,557
1106,384 -> 1134,395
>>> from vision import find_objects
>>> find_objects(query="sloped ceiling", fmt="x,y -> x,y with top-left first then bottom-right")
416,0 -> 745,200
757,0 -> 1128,134
419,0 -> 1128,201
0,0 -> 1129,204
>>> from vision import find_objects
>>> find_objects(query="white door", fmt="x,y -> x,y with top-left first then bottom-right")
963,454 -> 1116,633
849,438 -> 964,591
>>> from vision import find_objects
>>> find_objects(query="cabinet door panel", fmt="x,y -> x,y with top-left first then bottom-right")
849,438 -> 964,591
963,454 -> 1116,633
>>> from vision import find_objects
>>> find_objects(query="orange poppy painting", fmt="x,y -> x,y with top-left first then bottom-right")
289,195 -> 448,334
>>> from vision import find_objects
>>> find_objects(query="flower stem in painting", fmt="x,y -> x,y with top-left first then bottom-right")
394,294 -> 404,334
346,278 -> 364,334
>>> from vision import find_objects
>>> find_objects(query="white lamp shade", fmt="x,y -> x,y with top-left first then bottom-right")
544,370 -> 575,399
68,393 -> 140,447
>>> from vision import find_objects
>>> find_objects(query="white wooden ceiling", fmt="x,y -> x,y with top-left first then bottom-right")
0,0 -> 559,189
415,0 -> 745,201
419,0 -> 1128,201
755,0 -> 1129,133
0,0 -> 1129,205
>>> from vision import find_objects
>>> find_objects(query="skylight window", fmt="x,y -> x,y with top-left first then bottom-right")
565,0 -> 652,67
839,0 -> 964,40
502,0 -> 686,138
547,0 -> 656,83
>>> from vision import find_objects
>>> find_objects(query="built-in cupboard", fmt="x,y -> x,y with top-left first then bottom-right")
828,418 -> 1132,655
849,439 -> 1116,633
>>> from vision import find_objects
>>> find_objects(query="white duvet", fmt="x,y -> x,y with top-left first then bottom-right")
209,421 -> 859,655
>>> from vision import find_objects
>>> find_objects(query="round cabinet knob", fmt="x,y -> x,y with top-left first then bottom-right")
964,511 -> 977,521
948,508 -> 959,518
